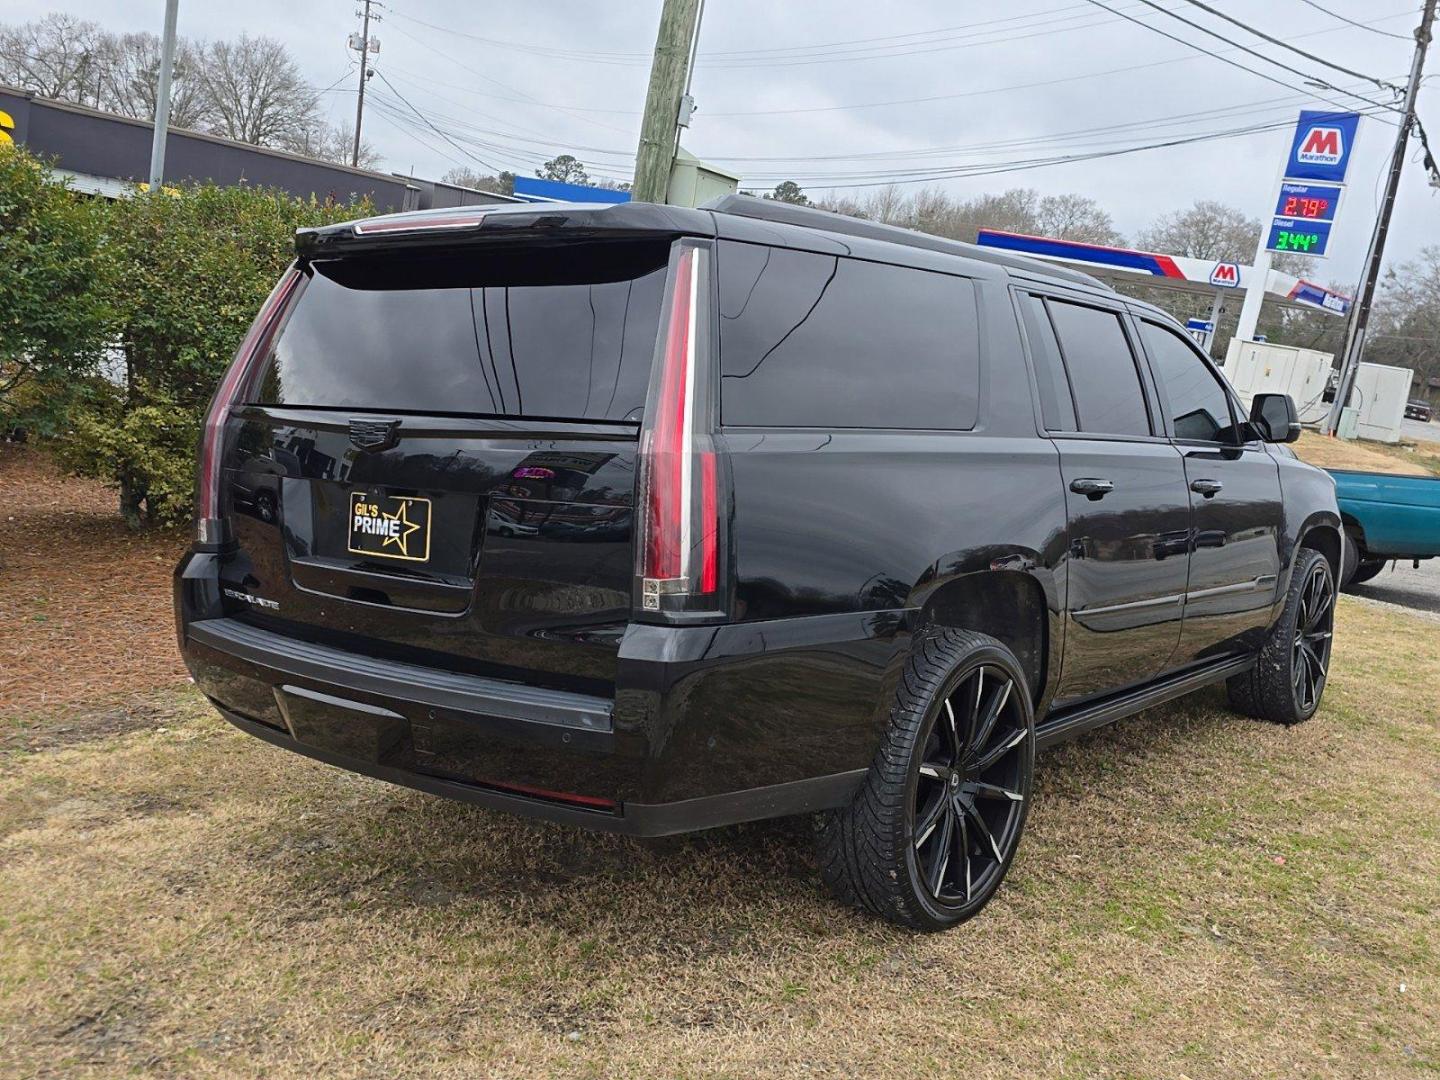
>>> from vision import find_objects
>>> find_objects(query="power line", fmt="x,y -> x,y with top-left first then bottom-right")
1296,0 -> 1415,40
385,3 -> 1142,66
1084,0 -> 1400,114
370,68 -> 506,173
736,106 -> 1397,189
704,5 -> 1420,116
1179,0 -> 1403,92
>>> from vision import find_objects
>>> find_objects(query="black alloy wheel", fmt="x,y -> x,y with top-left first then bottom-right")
910,664 -> 1029,909
818,629 -> 1035,931
1291,558 -> 1335,715
1227,547 -> 1336,725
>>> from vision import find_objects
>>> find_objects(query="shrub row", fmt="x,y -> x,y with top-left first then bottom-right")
0,146 -> 370,525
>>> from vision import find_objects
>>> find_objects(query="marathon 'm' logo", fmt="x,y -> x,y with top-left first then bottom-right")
1297,126 -> 1343,166
1209,263 -> 1239,287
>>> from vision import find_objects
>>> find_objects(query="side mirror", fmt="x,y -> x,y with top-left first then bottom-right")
1250,393 -> 1302,444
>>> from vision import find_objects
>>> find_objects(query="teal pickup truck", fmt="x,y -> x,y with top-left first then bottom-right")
1330,469 -> 1440,588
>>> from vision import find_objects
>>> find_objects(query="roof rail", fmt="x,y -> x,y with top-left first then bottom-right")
702,193 -> 1108,290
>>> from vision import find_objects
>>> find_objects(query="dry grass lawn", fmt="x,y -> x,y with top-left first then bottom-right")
1292,430 -> 1440,477
1,446 -> 1438,1078
0,610 -> 1436,1078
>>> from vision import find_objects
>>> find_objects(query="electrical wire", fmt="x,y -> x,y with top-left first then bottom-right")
1178,0 -> 1404,92
1084,0 -> 1402,115
370,68 -> 506,174
702,5 -> 1420,117
1295,0 -> 1415,40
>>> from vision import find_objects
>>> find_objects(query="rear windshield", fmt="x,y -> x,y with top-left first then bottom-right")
252,241 -> 670,421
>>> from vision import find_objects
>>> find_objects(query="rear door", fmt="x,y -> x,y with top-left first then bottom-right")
1018,292 -> 1191,704
1135,317 -> 1284,662
218,238 -> 673,692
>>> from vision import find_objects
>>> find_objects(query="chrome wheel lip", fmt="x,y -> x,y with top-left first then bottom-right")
908,662 -> 1031,910
1291,560 -> 1335,715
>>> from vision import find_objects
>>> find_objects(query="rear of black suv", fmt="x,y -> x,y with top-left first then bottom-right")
175,201 -> 890,834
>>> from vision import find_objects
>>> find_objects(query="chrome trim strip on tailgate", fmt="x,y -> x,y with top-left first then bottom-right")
187,618 -> 614,732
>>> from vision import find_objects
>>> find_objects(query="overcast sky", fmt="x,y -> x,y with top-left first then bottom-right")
4,0 -> 1437,287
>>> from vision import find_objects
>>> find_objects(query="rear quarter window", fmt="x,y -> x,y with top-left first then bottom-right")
717,241 -> 981,429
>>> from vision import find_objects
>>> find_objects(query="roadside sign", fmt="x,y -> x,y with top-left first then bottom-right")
1186,318 -> 1215,331
1266,217 -> 1334,256
1283,110 -> 1361,184
1272,180 -> 1342,224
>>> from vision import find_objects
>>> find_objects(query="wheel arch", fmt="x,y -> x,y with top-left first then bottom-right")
1297,516 -> 1343,580
915,570 -> 1052,707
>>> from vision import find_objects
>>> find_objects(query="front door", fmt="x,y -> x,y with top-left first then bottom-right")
1134,319 -> 1284,662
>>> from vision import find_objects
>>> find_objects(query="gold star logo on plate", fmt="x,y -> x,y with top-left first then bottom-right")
382,499 -> 423,558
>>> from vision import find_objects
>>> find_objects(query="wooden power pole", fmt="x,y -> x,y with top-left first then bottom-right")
632,0 -> 702,203
1325,0 -> 1435,435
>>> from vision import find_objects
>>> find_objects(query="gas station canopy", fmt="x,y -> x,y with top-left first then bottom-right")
975,230 -> 1352,317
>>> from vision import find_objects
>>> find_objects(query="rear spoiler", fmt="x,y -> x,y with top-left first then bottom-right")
295,201 -> 714,258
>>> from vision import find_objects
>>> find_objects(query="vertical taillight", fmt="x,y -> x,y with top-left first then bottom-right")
636,242 -> 726,618
194,265 -> 303,545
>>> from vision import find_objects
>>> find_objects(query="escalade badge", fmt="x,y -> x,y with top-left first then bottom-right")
349,418 -> 400,452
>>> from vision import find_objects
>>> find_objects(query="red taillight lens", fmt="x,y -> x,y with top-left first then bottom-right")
194,265 -> 303,544
636,242 -> 724,617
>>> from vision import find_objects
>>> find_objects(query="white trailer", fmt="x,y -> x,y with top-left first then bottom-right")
1349,362 -> 1412,444
1221,340 -> 1334,424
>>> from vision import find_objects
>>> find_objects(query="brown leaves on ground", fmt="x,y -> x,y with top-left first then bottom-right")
0,443 -> 188,721
0,445 -> 1437,1078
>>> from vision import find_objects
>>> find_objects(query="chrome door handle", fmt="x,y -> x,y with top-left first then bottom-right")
1070,478 -> 1114,500
1190,478 -> 1223,498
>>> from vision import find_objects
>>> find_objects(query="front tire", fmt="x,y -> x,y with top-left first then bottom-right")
1344,558 -> 1386,590
1226,548 -> 1335,725
818,629 -> 1035,931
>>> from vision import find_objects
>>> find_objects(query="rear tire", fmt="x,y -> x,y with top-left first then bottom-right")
1226,548 -> 1335,726
817,629 -> 1035,931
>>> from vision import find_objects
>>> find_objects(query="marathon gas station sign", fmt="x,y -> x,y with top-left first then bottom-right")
1264,110 -> 1361,258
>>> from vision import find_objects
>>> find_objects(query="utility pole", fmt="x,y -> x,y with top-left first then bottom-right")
632,0 -> 702,203
1325,0 -> 1435,435
351,0 -> 381,169
146,0 -> 179,191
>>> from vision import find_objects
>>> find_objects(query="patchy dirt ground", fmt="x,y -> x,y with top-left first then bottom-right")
0,447 -> 1437,1079
0,444 -> 188,721
1293,430 -> 1440,477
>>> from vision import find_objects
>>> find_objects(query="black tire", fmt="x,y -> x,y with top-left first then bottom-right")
817,628 -> 1035,931
1226,548 -> 1336,726
1345,558 -> 1386,589
1340,529 -> 1359,589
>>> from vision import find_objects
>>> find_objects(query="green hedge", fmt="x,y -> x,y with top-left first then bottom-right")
0,146 -> 371,526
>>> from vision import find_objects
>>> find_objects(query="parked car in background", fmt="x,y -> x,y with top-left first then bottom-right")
175,196 -> 1343,931
1405,398 -> 1433,422
1333,468 -> 1440,587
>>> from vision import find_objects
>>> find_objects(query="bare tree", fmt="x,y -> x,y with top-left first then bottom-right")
441,167 -> 515,195
0,14 -> 106,105
1136,199 -> 1257,262
97,32 -> 212,130
198,34 -> 319,147
284,119 -> 381,170
1036,193 -> 1124,246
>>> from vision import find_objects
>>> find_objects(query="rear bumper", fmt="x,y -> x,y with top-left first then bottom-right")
176,551 -> 903,835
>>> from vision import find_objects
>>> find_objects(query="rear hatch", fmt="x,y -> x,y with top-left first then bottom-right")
218,232 -> 676,695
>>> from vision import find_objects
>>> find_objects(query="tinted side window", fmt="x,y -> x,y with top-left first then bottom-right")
1139,321 -> 1237,443
1018,293 -> 1076,431
1045,300 -> 1152,437
718,241 -> 980,429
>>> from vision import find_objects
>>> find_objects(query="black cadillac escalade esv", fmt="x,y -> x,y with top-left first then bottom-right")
175,195 -> 1342,930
